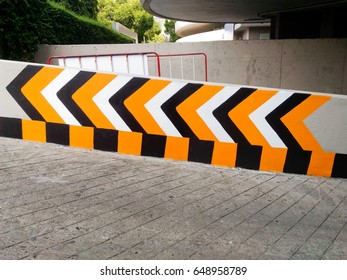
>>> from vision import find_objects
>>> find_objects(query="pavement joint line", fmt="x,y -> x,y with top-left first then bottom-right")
289,187 -> 347,259
250,180 -> 344,259
319,194 -> 347,259
100,173 -> 278,259
186,176 -> 311,259
244,179 -> 341,244
147,174 -> 295,259
0,160 -> 174,206
14,185 -> 219,258
0,162 -> 151,206
115,175 -> 296,259
1,153 -> 172,194
0,155 -> 104,184
0,164 -> 178,224
255,179 -> 336,259
0,153 -> 73,171
18,171 -> 247,259
0,157 -> 123,192
1,137 -> 346,260
0,167 -> 207,239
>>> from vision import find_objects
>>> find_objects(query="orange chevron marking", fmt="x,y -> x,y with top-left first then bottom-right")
176,85 -> 224,141
228,89 -> 278,146
21,67 -> 65,123
281,95 -> 331,151
124,79 -> 171,135
280,95 -> 335,177
226,89 -> 287,173
72,73 -> 116,129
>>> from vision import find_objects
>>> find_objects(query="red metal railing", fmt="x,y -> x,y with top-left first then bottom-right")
48,52 -> 208,81
48,52 -> 161,76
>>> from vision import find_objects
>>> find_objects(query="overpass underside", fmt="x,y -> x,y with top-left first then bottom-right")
141,0 -> 347,39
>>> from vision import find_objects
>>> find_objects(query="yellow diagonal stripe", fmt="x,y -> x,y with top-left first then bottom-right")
21,67 -> 65,123
176,85 -> 224,141
124,79 -> 171,135
227,89 -> 286,172
72,73 -> 117,129
281,95 -> 335,176
228,89 -> 278,146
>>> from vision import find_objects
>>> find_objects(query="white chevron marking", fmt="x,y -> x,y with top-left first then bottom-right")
197,86 -> 241,143
41,69 -> 81,126
249,90 -> 294,148
93,75 -> 132,131
145,81 -> 187,137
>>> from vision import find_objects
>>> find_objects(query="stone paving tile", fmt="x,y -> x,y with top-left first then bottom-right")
0,137 -> 347,260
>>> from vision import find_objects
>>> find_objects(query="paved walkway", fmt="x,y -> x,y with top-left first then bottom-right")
0,137 -> 346,260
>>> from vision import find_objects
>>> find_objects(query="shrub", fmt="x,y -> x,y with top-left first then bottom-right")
0,0 -> 132,61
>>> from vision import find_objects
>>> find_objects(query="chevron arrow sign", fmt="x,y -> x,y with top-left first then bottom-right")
2,63 -> 346,178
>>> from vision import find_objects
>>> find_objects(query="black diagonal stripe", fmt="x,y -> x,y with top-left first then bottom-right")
266,93 -> 312,174
6,65 -> 44,121
57,71 -> 95,127
212,87 -> 256,145
161,83 -> 203,139
109,77 -> 149,133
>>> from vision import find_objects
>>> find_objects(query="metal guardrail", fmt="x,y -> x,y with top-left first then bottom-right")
48,52 -> 208,81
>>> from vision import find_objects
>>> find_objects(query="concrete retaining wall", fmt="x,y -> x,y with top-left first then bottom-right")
0,59 -> 346,178
35,39 -> 347,96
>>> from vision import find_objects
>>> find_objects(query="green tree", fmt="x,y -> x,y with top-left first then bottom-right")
0,0 -> 131,61
164,19 -> 180,42
0,0 -> 48,61
145,22 -> 164,43
98,0 -> 163,43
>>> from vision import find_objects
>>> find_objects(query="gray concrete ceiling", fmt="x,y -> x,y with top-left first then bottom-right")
141,0 -> 347,23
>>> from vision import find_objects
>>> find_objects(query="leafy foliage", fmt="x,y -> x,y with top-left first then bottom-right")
50,0 -> 99,19
0,0 -> 132,61
0,0 -> 48,61
164,20 -> 180,42
98,0 -> 163,43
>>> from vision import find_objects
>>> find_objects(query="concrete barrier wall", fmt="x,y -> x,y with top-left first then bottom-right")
0,59 -> 346,178
35,39 -> 347,96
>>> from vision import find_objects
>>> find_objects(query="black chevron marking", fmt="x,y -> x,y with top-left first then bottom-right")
212,87 -> 256,145
211,87 -> 262,169
161,83 -> 203,139
266,93 -> 312,174
6,65 -> 45,121
109,77 -> 149,133
57,71 -> 95,127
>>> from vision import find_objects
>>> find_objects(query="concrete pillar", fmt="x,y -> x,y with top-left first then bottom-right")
224,23 -> 234,40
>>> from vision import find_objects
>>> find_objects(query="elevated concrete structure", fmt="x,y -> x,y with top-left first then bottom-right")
175,22 -> 223,38
141,0 -> 347,39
